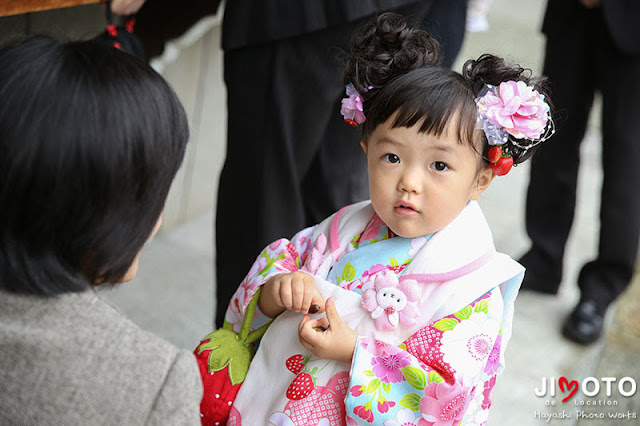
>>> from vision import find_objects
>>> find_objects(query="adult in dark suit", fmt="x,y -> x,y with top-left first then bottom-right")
520,0 -> 640,343
215,1 -> 431,327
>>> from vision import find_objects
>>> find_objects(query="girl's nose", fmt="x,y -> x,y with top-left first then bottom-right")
398,169 -> 423,194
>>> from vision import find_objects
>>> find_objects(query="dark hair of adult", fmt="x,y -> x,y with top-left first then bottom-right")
344,13 -> 550,164
0,36 -> 189,294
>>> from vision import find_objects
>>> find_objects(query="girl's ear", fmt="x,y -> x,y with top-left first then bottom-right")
360,140 -> 368,154
469,165 -> 495,200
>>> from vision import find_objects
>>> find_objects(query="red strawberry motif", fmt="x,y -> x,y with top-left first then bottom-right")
194,288 -> 272,425
286,372 -> 315,400
194,339 -> 244,424
488,146 -> 502,163
285,354 -> 308,375
490,156 -> 513,176
285,371 -> 349,424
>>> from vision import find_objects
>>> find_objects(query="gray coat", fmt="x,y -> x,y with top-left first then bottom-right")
0,289 -> 203,425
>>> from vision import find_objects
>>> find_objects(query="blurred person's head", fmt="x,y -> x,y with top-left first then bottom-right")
0,36 -> 189,294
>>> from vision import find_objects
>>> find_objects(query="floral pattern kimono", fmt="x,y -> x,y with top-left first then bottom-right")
220,200 -> 523,425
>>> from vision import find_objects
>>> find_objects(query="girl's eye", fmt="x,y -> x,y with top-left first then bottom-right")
431,161 -> 449,172
382,154 -> 400,164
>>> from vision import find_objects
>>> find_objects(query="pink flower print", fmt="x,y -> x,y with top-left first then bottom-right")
240,256 -> 267,290
362,264 -> 387,281
350,385 -> 365,397
384,408 -> 430,426
276,256 -> 298,273
295,234 -> 309,252
353,404 -> 375,423
483,334 -> 502,376
386,262 -> 408,275
482,375 -> 496,410
362,270 -> 421,331
269,239 -> 283,251
371,348 -> 411,384
439,312 -> 499,381
420,380 -> 472,426
301,234 -> 327,275
377,399 -> 396,413
361,214 -> 385,241
477,80 -> 549,140
343,278 -> 365,292
360,337 -> 391,357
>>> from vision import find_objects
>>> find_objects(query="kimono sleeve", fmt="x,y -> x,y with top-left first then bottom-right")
222,225 -> 317,333
345,289 -> 505,425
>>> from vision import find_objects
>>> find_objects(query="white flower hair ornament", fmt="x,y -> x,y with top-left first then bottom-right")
362,270 -> 421,331
476,81 -> 554,176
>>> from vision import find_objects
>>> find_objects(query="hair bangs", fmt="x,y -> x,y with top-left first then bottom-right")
364,67 -> 479,148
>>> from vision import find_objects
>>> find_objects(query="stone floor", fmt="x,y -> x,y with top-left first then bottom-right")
100,0 -> 640,424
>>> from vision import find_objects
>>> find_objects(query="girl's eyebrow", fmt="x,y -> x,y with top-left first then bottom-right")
430,144 -> 455,153
375,136 -> 402,146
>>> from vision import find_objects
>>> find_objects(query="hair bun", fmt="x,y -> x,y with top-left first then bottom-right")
343,12 -> 442,91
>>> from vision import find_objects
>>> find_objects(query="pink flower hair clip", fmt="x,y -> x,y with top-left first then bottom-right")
340,83 -> 372,127
476,81 -> 554,176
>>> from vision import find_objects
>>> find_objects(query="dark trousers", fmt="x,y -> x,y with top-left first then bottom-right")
421,0 -> 468,68
523,6 -> 640,308
215,25 -> 370,327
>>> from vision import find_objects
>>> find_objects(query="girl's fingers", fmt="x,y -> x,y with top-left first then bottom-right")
270,280 -> 284,308
324,298 -> 343,325
291,278 -> 305,312
301,290 -> 313,315
279,278 -> 293,310
311,289 -> 325,313
299,316 -> 319,341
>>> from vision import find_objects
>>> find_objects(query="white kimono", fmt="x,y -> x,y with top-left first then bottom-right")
220,200 -> 523,426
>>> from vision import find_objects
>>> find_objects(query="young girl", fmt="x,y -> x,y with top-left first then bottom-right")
211,13 -> 552,425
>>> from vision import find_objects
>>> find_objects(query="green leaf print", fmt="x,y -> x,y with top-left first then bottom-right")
390,257 -> 399,267
351,234 -> 361,249
399,393 -> 421,411
364,370 -> 374,377
433,318 -> 459,332
259,253 -> 285,277
474,299 -> 489,314
382,382 -> 391,394
366,378 -> 381,394
401,366 -> 426,390
428,370 -> 445,384
454,306 -> 473,320
342,262 -> 356,282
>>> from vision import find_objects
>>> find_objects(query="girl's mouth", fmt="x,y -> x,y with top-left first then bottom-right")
394,201 -> 418,215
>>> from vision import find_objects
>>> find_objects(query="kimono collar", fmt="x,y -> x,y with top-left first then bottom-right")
321,200 -> 495,282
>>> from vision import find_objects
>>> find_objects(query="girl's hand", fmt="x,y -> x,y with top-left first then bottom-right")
258,272 -> 325,318
111,0 -> 146,15
298,298 -> 358,364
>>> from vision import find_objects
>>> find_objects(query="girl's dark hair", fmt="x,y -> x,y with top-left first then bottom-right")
0,36 -> 189,294
344,13 -> 550,164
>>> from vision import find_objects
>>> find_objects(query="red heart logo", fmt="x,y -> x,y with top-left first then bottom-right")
559,376 -> 578,402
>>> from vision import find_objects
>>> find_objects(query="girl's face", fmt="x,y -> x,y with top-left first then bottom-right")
362,118 -> 493,238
